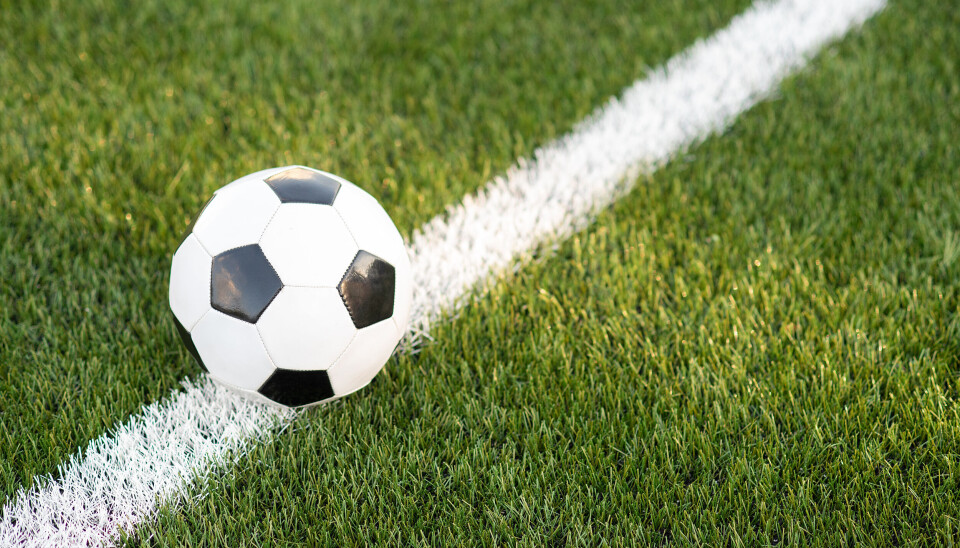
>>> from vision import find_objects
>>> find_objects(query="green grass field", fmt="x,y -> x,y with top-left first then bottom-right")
2,0 -> 959,545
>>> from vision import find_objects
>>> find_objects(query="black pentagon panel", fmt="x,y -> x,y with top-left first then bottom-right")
338,250 -> 395,329
211,244 -> 283,323
172,314 -> 207,372
258,369 -> 335,407
265,167 -> 341,205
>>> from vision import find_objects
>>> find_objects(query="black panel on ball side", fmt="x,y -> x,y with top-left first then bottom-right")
172,314 -> 207,372
265,167 -> 341,205
338,250 -> 395,329
258,369 -> 335,407
211,244 -> 283,323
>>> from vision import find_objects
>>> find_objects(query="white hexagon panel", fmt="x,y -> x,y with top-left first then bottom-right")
327,318 -> 401,397
170,165 -> 412,408
192,177 -> 281,256
259,204 -> 358,287
190,310 -> 276,391
257,286 -> 357,371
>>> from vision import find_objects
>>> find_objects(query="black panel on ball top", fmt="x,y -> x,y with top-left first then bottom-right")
258,369 -> 335,407
172,314 -> 207,372
265,167 -> 341,205
210,244 -> 283,323
338,250 -> 395,329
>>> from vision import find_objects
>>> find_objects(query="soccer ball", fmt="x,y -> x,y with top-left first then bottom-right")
168,166 -> 412,408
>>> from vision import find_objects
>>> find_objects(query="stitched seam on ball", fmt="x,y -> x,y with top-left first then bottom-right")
186,307 -> 212,335
336,259 -> 360,327
190,231 -> 215,258
212,243 -> 254,256
332,207 -> 361,251
249,284 -> 282,323
254,323 -> 279,373
207,241 -> 215,319
257,202 -> 282,243
328,330 -> 359,371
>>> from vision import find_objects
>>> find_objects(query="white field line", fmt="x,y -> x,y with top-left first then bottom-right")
0,0 -> 885,545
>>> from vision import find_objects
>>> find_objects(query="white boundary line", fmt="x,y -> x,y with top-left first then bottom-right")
0,0 -> 885,545
405,0 -> 884,340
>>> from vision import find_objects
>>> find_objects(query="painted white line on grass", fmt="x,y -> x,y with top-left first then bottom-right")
407,0 -> 885,339
0,0 -> 885,545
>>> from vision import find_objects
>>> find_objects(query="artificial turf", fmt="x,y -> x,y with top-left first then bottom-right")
141,0 -> 960,544
0,0 -> 749,501
4,0 -> 960,545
